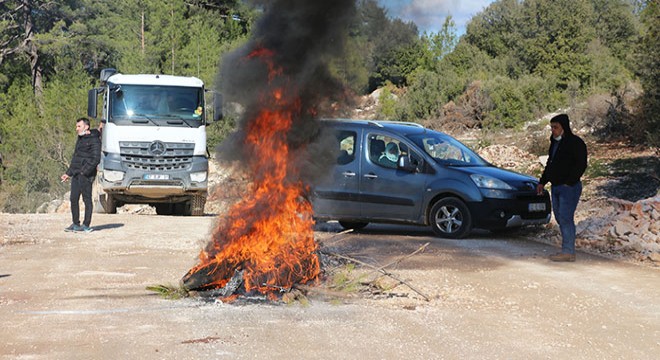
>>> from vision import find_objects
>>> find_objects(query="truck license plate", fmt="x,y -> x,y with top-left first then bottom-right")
528,203 -> 546,212
144,174 -> 169,180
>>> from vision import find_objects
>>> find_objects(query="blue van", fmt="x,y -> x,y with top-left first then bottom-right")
311,119 -> 551,238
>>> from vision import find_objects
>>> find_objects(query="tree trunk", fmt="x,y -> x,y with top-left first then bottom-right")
21,1 -> 44,113
171,7 -> 175,74
141,10 -> 145,54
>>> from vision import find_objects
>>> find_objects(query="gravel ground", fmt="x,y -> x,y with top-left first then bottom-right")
1,213 -> 659,359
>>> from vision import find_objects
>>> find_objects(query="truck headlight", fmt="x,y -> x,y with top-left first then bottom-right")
470,174 -> 513,190
190,171 -> 207,182
103,170 -> 125,182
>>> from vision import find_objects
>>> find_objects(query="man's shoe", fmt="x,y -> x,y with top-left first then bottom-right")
81,225 -> 94,233
65,224 -> 83,232
549,253 -> 576,262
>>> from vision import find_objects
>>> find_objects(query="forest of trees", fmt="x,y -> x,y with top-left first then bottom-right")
0,0 -> 657,212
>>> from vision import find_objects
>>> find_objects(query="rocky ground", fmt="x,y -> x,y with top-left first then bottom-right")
2,213 -> 659,359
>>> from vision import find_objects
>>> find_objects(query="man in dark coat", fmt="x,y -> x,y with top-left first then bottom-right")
537,114 -> 588,262
61,117 -> 101,232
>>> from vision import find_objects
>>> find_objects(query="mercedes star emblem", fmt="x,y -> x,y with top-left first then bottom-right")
149,141 -> 166,156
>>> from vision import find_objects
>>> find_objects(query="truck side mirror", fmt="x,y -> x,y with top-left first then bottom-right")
87,89 -> 98,119
213,92 -> 223,121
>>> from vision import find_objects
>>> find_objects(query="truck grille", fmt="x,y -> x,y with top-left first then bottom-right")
130,180 -> 184,186
119,141 -> 194,171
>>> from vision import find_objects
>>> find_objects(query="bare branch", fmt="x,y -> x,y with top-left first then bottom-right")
316,228 -> 353,246
322,243 -> 432,302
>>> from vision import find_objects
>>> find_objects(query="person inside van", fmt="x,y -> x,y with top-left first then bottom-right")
379,142 -> 400,168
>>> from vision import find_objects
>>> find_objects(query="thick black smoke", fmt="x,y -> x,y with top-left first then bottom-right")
215,0 -> 356,183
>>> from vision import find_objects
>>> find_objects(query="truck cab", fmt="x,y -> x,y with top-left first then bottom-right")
88,68 -> 220,216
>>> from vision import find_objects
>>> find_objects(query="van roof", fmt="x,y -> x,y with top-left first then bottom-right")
320,118 -> 429,135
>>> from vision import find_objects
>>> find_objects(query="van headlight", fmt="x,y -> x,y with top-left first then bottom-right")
103,170 -> 125,182
470,174 -> 513,190
190,171 -> 207,182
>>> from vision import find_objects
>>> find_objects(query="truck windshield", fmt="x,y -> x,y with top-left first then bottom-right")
109,84 -> 204,127
407,132 -> 488,166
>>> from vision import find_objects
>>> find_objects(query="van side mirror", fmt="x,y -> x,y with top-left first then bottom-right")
87,89 -> 98,119
213,92 -> 223,121
398,156 -> 417,173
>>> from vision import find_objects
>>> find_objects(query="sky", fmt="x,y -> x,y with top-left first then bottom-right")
377,0 -> 496,36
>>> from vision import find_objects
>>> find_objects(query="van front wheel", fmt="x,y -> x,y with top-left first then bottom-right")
429,197 -> 472,239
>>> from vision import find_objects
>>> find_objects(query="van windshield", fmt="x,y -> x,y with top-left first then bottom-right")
407,132 -> 488,166
108,84 -> 204,127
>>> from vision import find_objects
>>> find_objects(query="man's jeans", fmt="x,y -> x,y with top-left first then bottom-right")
551,182 -> 582,254
70,174 -> 94,227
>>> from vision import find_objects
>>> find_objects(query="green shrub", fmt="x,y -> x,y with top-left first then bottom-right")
482,76 -> 529,129
396,67 -> 466,122
377,82 -> 398,120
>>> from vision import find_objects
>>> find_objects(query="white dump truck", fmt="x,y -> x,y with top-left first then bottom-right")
87,68 -> 221,216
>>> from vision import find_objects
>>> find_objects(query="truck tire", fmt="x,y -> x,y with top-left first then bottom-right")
190,194 -> 206,216
92,180 -> 105,213
429,197 -> 472,239
103,194 -> 118,214
173,202 -> 188,216
155,204 -> 174,215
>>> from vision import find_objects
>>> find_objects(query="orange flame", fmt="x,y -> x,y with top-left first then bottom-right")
183,47 -> 320,299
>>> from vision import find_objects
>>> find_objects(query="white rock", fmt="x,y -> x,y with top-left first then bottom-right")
613,220 -> 635,237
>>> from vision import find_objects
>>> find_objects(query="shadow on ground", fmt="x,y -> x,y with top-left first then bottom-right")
92,223 -> 125,231
316,222 -> 557,273
596,156 -> 660,201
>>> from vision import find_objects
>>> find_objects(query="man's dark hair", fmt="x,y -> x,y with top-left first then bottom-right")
550,113 -> 573,136
76,117 -> 91,127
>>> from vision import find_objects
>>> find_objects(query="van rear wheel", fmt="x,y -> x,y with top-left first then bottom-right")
429,197 -> 472,239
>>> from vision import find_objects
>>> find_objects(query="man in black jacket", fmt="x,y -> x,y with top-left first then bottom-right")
61,118 -> 101,233
537,114 -> 588,262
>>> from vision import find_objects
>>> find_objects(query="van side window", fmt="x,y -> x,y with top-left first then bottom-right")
398,140 -> 424,171
368,134 -> 402,169
408,148 -> 425,172
336,130 -> 356,165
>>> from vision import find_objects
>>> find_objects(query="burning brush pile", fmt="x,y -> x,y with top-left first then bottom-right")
180,0 -> 356,302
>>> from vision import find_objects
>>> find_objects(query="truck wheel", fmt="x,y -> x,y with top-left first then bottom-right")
94,194 -> 105,214
103,194 -> 118,214
190,194 -> 206,216
155,204 -> 173,215
173,202 -> 189,216
92,180 -> 105,213
338,221 -> 368,231
429,197 -> 472,239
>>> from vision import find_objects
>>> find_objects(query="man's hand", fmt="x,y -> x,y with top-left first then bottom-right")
536,183 -> 544,196
61,174 -> 70,183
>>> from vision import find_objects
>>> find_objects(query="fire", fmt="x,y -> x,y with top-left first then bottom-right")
181,47 -> 320,300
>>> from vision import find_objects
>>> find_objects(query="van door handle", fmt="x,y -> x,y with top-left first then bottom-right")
342,171 -> 356,177
364,173 -> 378,179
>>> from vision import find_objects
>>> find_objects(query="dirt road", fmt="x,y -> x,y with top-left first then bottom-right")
1,213 -> 658,359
